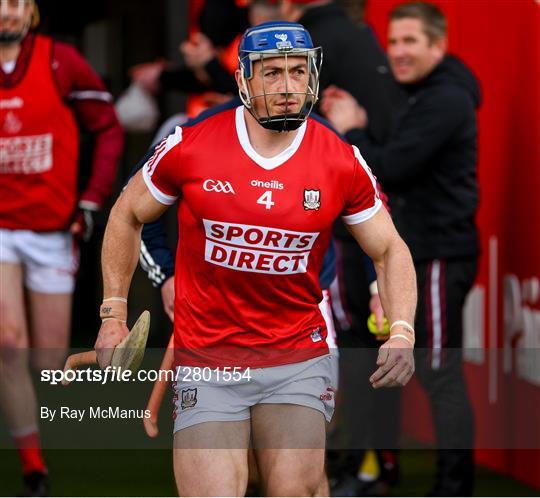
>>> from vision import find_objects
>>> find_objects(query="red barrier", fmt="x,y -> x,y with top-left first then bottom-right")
365,0 -> 540,489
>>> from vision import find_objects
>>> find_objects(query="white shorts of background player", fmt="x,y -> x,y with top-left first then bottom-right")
0,229 -> 78,293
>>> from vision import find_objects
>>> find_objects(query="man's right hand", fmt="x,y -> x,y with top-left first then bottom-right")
129,60 -> 166,94
320,85 -> 368,134
94,319 -> 129,369
180,32 -> 216,70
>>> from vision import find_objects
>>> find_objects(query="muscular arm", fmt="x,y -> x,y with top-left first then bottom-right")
347,207 -> 417,387
96,171 -> 168,367
348,207 -> 416,326
102,171 -> 168,298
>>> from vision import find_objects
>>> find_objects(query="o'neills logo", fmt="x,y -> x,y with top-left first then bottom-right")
0,97 -> 23,109
203,219 -> 319,275
250,179 -> 284,190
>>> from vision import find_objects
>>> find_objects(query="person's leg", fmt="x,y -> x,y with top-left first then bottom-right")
252,403 -> 326,496
23,230 -> 77,370
171,361 -> 255,496
0,262 -> 34,430
3,230 -> 77,495
173,420 -> 250,497
314,472 -> 331,497
414,258 -> 477,496
0,262 -> 47,479
28,291 -> 72,370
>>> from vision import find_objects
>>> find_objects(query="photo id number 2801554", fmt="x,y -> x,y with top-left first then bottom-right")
178,366 -> 252,383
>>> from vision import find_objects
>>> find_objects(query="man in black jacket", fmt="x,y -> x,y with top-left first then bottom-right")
322,2 -> 480,496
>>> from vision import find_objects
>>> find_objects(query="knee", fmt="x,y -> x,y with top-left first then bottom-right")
177,468 -> 248,497
265,463 -> 323,496
0,320 -> 27,345
0,329 -> 28,366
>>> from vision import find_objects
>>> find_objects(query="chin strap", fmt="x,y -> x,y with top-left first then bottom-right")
258,114 -> 305,132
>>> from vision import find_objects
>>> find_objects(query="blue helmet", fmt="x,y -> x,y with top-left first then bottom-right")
237,21 -> 323,132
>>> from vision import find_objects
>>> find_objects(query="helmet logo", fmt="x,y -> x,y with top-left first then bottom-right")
275,33 -> 292,50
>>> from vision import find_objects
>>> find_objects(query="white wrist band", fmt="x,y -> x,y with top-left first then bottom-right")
388,333 -> 414,346
103,297 -> 128,303
369,281 -> 378,296
101,317 -> 126,323
390,320 -> 415,335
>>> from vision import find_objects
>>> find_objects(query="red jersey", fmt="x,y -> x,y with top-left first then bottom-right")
0,34 -> 123,230
144,107 -> 381,367
0,35 -> 79,230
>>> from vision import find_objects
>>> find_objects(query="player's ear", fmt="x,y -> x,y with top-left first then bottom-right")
236,68 -> 252,108
234,69 -> 242,88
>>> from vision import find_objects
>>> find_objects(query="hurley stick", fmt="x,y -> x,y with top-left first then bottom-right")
62,310 -> 151,385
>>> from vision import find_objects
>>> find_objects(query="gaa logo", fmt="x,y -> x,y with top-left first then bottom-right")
203,179 -> 236,194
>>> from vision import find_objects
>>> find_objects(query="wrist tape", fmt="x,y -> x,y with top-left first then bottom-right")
100,297 -> 127,322
388,320 -> 415,346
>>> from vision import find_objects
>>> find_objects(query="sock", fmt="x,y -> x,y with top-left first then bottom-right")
12,427 -> 47,475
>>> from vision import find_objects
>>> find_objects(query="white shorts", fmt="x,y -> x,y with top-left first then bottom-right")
0,229 -> 79,293
173,354 -> 337,434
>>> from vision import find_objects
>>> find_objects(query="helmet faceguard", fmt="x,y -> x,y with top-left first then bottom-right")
238,22 -> 323,132
0,0 -> 37,44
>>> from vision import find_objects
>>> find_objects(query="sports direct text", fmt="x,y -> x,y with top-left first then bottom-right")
203,219 -> 319,274
41,366 -> 252,385
0,133 -> 53,174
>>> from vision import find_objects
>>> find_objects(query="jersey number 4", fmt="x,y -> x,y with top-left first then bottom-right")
257,191 -> 275,210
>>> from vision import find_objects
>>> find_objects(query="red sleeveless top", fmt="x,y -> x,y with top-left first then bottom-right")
0,35 -> 79,231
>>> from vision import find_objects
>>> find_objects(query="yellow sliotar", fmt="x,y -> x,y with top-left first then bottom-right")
367,313 -> 390,337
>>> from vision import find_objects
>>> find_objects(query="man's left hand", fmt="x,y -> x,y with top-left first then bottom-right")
370,336 -> 415,388
70,204 -> 98,242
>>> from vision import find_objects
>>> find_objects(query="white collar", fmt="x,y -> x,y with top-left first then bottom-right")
235,106 -> 307,171
2,60 -> 16,74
